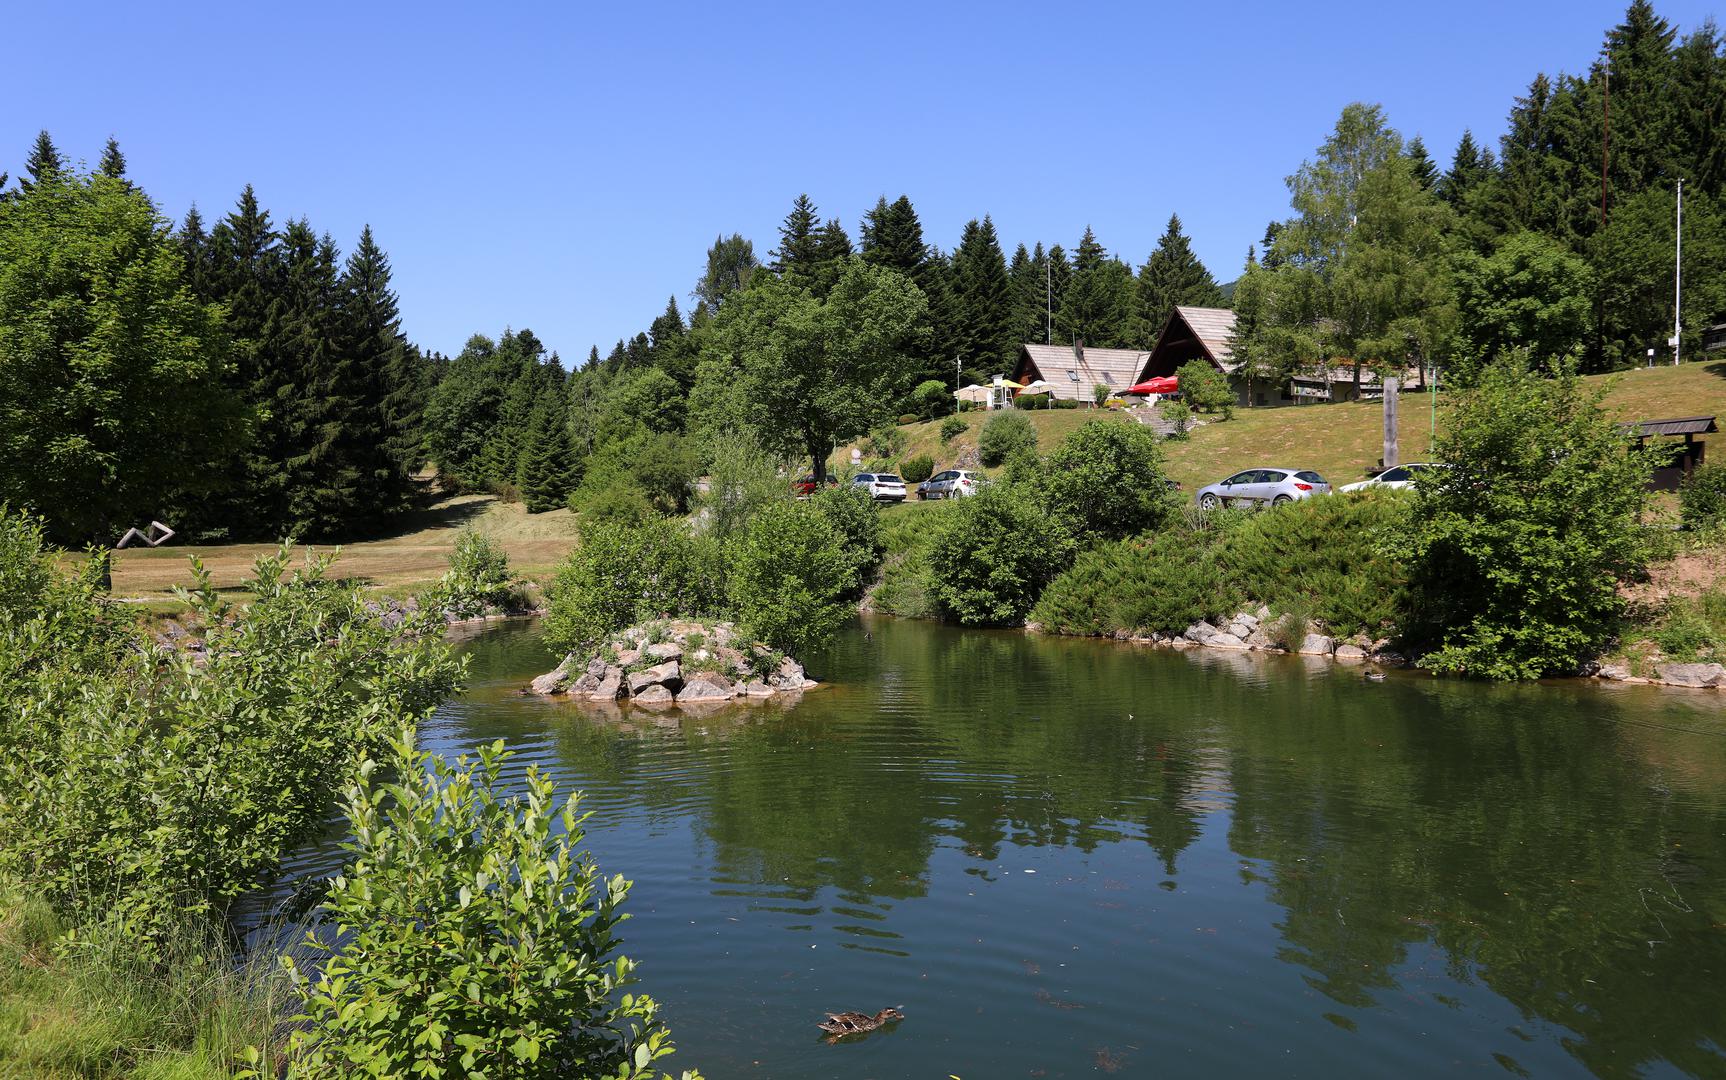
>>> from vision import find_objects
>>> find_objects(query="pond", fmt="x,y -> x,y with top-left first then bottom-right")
280,616 -> 1726,1078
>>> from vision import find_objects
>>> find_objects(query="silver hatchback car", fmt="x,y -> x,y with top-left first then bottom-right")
917,469 -> 982,499
1196,468 -> 1330,509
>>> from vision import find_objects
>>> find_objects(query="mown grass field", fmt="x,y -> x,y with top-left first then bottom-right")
106,494 -> 579,602
103,362 -> 1726,601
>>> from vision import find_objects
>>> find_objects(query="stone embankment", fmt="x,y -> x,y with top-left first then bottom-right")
529,620 -> 813,707
1595,660 -> 1726,689
1083,605 -> 1407,666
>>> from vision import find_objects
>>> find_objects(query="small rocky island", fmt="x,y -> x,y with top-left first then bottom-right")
529,619 -> 814,706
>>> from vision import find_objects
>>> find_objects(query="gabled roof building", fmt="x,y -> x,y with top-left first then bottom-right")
1013,342 -> 1151,403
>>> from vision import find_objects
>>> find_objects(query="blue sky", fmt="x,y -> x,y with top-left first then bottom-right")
7,0 -> 1720,363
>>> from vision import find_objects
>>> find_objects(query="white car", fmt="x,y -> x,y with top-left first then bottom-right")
851,473 -> 907,502
918,469 -> 983,499
1339,463 -> 1445,493
1195,468 -> 1330,509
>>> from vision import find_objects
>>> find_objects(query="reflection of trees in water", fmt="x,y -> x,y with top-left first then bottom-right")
502,618 -> 1726,1077
1221,674 -> 1726,1078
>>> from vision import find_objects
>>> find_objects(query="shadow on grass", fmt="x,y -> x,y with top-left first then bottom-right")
1703,361 -> 1726,382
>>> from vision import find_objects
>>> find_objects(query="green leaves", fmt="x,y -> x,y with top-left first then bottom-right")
280,730 -> 699,1079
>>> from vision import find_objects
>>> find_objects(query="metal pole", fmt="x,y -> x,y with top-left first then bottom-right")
1674,178 -> 1683,365
1045,256 -> 1052,344
1383,376 -> 1400,469
1430,365 -> 1438,452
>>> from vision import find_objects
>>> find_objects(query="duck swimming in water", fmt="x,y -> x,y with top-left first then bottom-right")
1364,670 -> 1387,682
818,1007 -> 903,1041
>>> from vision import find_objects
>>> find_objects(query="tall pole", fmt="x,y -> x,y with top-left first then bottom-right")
1674,178 -> 1683,365
1045,257 -> 1052,344
1382,376 -> 1400,469
1430,365 -> 1438,452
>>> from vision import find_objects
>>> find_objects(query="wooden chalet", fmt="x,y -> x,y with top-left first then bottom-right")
1013,342 -> 1151,404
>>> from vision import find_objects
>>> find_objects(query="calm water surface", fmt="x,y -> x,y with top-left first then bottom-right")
280,616 -> 1726,1078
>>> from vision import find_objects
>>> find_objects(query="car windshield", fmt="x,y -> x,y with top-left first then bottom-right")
1296,471 -> 1327,484
878,475 -> 903,483
855,474 -> 874,482
1225,472 -> 1254,485
1379,467 -> 1410,482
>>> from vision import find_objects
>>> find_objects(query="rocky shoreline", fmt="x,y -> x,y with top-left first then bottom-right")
528,619 -> 815,707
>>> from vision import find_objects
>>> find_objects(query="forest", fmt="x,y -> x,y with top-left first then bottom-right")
0,1 -> 1720,545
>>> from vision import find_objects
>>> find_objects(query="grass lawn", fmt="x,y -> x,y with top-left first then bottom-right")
106,493 -> 580,602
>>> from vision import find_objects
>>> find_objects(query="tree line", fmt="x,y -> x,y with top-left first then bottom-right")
0,132 -> 435,544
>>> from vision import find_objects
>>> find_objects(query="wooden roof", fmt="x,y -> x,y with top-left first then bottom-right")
1175,306 -> 1238,371
1017,343 -> 1151,401
1620,415 -> 1718,438
1138,306 -> 1238,380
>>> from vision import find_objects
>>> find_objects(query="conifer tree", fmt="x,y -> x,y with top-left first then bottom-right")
335,225 -> 420,523
1133,214 -> 1224,344
770,194 -> 823,279
518,376 -> 578,512
1046,244 -> 1072,340
1060,227 -> 1135,347
860,195 -> 928,280
98,137 -> 127,179
810,219 -> 854,297
1440,130 -> 1493,208
949,216 -> 1016,378
1406,135 -> 1439,190
20,130 -> 63,191
177,206 -> 217,301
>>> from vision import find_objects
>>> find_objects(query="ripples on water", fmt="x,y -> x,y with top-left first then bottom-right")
265,617 -> 1726,1079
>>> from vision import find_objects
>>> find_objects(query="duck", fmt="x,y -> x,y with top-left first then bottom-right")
1364,670 -> 1387,683
818,1007 -> 903,1040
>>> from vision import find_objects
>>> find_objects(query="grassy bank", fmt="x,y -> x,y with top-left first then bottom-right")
853,361 -> 1726,491
0,892 -> 286,1079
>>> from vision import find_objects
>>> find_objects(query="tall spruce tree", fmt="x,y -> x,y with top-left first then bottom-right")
1406,135 -> 1439,190
949,216 -> 1016,379
1046,244 -> 1072,341
335,225 -> 420,524
770,194 -> 823,278
1060,227 -> 1136,347
1134,214 -> 1225,344
20,131 -> 63,192
98,137 -> 127,179
518,375 -> 578,512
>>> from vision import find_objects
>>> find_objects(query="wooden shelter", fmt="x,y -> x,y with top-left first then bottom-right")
1013,342 -> 1151,404
1620,415 -> 1717,491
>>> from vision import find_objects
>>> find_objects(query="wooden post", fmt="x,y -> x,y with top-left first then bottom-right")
1382,376 -> 1400,470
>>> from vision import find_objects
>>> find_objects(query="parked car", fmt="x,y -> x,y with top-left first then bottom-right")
1338,462 -> 1445,493
1195,468 -> 1330,509
793,473 -> 837,497
918,469 -> 983,499
852,473 -> 907,502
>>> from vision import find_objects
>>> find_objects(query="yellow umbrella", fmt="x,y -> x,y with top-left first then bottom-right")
995,378 -> 1026,389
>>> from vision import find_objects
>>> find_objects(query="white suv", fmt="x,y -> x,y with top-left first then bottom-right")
851,473 -> 907,502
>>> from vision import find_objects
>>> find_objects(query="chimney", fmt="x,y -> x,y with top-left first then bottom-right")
1072,337 -> 1085,365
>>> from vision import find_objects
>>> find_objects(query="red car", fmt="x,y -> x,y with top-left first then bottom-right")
793,473 -> 837,497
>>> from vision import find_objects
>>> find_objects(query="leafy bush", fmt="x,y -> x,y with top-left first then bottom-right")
1219,490 -> 1412,638
912,379 -> 952,419
930,485 -> 1071,626
1649,589 -> 1726,661
1036,420 -> 1173,544
1398,360 -> 1658,679
1033,529 -> 1238,636
811,484 -> 884,597
897,413 -> 919,425
1161,399 -> 1192,439
1093,384 -> 1111,407
978,410 -> 1038,467
278,733 -> 699,1080
728,500 -> 854,654
869,504 -> 946,619
544,518 -> 714,656
698,430 -> 789,541
0,524 -> 462,948
1681,463 -> 1726,530
901,454 -> 935,484
1177,359 -> 1234,418
436,528 -> 518,619
1014,393 -> 1050,410
939,415 -> 968,444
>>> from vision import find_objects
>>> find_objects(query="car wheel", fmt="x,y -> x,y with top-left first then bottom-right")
1273,494 -> 1292,505
1199,493 -> 1219,510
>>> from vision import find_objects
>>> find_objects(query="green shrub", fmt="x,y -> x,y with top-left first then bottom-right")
544,518 -> 712,656
728,501 -> 854,654
1681,463 -> 1726,529
930,485 -> 1071,626
698,430 -> 789,541
1177,358 -> 1234,418
901,454 -> 935,484
435,528 -> 518,619
0,529 -> 462,948
1649,589 -> 1726,661
1014,392 -> 1050,410
277,733 -> 700,1080
1033,528 -> 1238,636
1219,490 -> 1412,638
978,410 -> 1038,467
1093,384 -> 1111,407
1398,360 -> 1658,679
811,484 -> 884,598
1036,420 -> 1173,543
1161,399 -> 1192,438
939,415 -> 968,444
912,379 -> 952,419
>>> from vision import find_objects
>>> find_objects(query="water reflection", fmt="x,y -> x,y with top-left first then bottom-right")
275,616 -> 1726,1078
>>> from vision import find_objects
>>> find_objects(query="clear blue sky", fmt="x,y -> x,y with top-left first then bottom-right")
7,0 -> 1720,363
